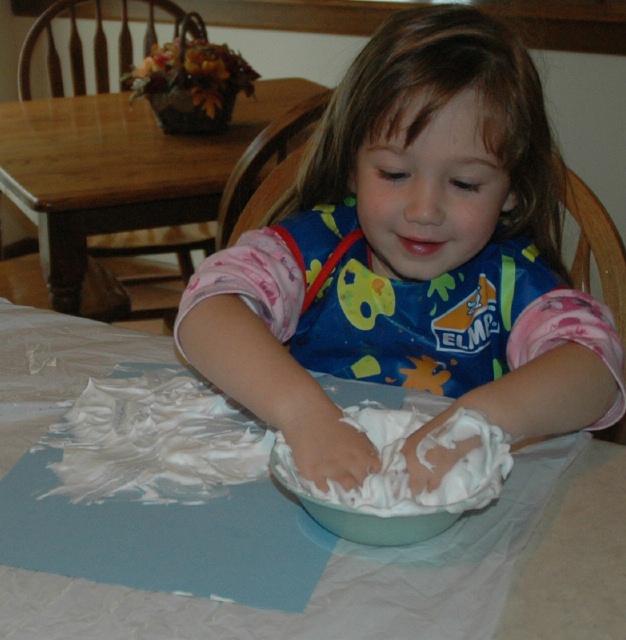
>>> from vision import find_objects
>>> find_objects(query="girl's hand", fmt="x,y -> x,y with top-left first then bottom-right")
178,295 -> 381,491
401,424 -> 482,495
286,418 -> 381,491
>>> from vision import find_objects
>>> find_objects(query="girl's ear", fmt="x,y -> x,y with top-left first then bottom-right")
502,189 -> 518,213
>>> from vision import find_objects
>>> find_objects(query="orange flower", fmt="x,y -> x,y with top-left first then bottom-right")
191,87 -> 222,118
133,56 -> 157,79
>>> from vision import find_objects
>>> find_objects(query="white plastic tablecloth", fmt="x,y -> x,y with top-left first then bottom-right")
0,299 -> 589,640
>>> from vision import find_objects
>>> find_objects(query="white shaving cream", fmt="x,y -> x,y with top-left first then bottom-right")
35,375 -> 275,504
36,373 -> 512,513
272,407 -> 513,516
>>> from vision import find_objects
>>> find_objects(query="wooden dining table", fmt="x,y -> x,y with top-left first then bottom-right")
0,77 -> 325,317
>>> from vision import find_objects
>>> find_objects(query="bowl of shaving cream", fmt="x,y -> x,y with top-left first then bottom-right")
270,406 -> 513,546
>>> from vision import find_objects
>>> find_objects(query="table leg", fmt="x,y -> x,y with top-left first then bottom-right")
38,212 -> 86,316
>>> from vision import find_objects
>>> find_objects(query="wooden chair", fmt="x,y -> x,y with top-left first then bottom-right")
224,147 -> 307,249
557,165 -> 626,444
218,93 -> 626,444
215,89 -> 332,251
560,166 -> 626,343
14,0 -> 214,320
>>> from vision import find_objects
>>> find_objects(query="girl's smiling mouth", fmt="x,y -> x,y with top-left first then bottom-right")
398,236 -> 446,256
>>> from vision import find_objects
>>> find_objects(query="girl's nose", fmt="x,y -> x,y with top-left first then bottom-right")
403,182 -> 444,226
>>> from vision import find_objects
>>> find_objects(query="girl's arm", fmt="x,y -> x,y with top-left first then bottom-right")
402,341 -> 618,493
177,294 -> 381,490
403,287 -> 626,494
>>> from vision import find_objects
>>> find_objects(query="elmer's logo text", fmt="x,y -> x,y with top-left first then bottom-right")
432,275 -> 499,354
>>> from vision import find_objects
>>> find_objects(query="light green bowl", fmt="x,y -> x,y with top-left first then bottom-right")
270,450 -> 461,547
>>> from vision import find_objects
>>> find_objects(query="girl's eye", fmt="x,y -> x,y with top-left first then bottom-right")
378,169 -> 408,182
451,179 -> 480,192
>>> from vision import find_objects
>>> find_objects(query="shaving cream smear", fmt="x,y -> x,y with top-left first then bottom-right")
35,375 -> 275,504
35,372 -> 511,512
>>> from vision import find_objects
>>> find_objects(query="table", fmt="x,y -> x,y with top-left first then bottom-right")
1,298 -> 624,639
0,78 -> 325,316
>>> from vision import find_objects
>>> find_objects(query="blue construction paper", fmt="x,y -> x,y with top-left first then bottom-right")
0,446 -> 337,611
0,364 -> 407,612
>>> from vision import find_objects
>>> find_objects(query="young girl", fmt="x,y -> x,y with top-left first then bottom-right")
176,5 -> 625,493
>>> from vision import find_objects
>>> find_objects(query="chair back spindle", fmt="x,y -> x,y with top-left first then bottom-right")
144,1 -> 158,56
69,6 -> 86,95
45,23 -> 64,97
119,0 -> 132,81
93,0 -> 109,93
19,0 -> 189,100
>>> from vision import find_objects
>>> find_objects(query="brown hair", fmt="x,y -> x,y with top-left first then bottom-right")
269,4 -> 570,282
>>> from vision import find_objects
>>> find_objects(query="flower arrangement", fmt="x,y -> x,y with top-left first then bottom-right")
125,12 -> 260,134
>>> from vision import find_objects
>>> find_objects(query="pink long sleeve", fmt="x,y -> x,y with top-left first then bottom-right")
175,228 -> 305,356
506,288 -> 625,429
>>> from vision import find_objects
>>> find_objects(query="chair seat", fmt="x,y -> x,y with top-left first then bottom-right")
87,221 -> 217,253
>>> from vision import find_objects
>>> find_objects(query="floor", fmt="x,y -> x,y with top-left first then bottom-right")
0,253 -> 186,335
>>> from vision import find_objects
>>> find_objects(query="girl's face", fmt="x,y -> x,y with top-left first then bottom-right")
350,89 -> 518,281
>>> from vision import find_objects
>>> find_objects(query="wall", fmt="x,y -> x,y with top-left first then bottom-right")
1,9 -> 625,250
0,3 -> 30,101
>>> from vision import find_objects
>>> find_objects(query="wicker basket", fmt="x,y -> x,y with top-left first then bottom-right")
148,12 -> 238,135
149,86 -> 237,135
